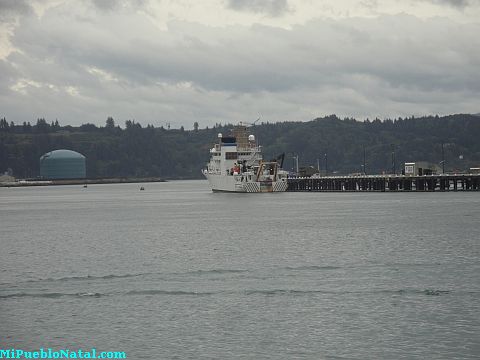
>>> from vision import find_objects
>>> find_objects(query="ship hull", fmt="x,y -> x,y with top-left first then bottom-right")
204,172 -> 288,193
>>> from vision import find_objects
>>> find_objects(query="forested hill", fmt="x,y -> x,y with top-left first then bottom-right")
0,114 -> 479,179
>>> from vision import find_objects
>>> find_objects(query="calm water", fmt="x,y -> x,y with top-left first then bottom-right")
1,181 -> 479,359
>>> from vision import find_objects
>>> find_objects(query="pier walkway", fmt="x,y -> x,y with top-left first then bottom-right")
287,174 -> 480,192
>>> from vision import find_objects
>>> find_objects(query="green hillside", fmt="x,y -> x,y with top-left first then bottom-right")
1,114 -> 479,179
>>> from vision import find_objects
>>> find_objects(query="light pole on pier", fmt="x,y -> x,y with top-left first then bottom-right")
363,145 -> 366,175
391,144 -> 396,175
441,143 -> 445,174
292,154 -> 299,175
324,153 -> 328,176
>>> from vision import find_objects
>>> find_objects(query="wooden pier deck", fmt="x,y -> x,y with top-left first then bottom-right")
287,174 -> 480,192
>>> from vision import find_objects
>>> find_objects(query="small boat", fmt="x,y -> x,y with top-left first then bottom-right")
203,123 -> 288,192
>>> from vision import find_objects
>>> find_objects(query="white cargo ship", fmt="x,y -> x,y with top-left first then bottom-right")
202,123 -> 288,192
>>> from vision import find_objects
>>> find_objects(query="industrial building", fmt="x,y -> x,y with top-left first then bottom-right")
404,161 -> 441,176
40,149 -> 86,179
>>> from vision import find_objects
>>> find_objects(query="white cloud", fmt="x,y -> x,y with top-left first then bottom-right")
86,66 -> 120,83
10,78 -> 42,95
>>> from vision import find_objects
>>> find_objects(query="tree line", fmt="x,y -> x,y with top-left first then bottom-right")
1,114 -> 479,179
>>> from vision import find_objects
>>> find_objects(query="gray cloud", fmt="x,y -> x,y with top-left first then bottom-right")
1,3 -> 479,127
0,0 -> 33,21
427,0 -> 480,8
225,0 -> 290,16
0,0 -> 33,14
90,0 -> 119,11
89,0 -> 147,12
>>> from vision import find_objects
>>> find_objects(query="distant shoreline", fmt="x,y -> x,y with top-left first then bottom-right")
0,177 -> 167,187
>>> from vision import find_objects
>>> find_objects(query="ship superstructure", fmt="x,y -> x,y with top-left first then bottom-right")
203,123 -> 288,192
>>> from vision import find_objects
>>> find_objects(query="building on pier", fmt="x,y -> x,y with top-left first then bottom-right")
404,161 -> 441,176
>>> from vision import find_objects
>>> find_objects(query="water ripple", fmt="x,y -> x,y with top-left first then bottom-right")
284,265 -> 341,271
126,289 -> 215,296
0,292 -> 105,299
2,268 -> 249,287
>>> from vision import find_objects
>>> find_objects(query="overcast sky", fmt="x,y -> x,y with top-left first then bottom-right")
1,0 -> 479,128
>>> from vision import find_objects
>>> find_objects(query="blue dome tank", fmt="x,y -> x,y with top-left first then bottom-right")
40,149 -> 86,179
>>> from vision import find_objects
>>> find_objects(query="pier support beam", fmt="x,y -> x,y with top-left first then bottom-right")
286,174 -> 480,192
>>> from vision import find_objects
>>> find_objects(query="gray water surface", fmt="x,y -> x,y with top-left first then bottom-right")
1,181 -> 479,359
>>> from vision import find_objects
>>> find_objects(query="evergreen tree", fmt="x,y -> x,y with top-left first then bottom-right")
35,118 -> 49,133
0,118 -> 9,131
106,117 -> 115,129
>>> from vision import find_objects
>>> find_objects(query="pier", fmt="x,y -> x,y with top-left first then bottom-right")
287,174 -> 480,192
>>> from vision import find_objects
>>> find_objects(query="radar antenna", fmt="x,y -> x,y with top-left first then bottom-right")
239,117 -> 261,127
